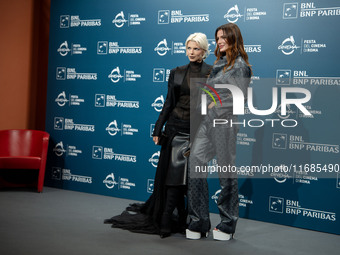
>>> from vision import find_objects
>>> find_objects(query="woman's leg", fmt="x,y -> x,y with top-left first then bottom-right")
213,122 -> 239,235
187,122 -> 214,234
160,185 -> 186,237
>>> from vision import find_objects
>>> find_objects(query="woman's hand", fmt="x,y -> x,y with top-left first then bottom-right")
153,136 -> 160,145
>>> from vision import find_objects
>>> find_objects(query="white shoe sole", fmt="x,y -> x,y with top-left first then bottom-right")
186,229 -> 209,240
213,229 -> 233,241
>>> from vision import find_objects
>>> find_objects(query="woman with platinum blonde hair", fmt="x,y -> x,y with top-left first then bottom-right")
105,32 -> 212,239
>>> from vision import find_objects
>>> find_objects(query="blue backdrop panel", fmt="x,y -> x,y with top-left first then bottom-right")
45,0 -> 340,235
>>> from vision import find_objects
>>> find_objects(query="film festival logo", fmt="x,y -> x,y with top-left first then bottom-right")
283,3 -> 299,19
103,173 -> 119,189
224,5 -> 243,23
106,121 -> 120,136
278,36 -> 300,55
55,91 -> 69,106
151,95 -> 164,112
57,41 -> 71,56
112,11 -> 128,27
57,41 -> 87,56
108,67 -> 124,83
103,173 -> 136,190
55,91 -> 85,107
112,11 -> 146,27
53,141 -> 66,157
154,39 -> 171,56
108,67 -> 141,83
53,141 -> 82,157
149,151 -> 160,168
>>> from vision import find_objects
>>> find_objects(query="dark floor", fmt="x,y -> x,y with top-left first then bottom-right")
0,187 -> 339,255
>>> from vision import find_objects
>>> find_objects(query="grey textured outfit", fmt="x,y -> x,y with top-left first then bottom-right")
187,55 -> 251,234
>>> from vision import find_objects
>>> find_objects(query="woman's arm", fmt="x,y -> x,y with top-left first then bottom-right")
152,68 -> 176,137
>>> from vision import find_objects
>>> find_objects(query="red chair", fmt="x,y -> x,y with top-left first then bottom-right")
0,129 -> 50,192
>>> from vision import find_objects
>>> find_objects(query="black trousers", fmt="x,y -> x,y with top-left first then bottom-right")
187,116 -> 239,234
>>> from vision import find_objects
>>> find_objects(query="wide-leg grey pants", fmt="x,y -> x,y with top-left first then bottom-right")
187,116 -> 239,234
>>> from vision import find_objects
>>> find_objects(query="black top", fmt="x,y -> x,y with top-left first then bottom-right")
171,61 -> 203,120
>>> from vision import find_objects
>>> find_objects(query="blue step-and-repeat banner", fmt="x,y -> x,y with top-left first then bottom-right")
45,0 -> 340,235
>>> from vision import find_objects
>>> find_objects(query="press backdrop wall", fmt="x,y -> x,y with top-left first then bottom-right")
45,0 -> 340,235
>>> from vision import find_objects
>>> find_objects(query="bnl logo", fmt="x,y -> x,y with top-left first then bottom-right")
56,67 -> 66,80
276,70 -> 291,85
54,117 -> 64,130
153,68 -> 165,82
97,41 -> 108,54
92,146 -> 103,159
283,3 -> 298,19
272,133 -> 287,149
269,196 -> 284,213
95,94 -> 105,107
147,179 -> 154,193
158,10 -> 170,24
51,167 -> 62,180
60,15 -> 70,28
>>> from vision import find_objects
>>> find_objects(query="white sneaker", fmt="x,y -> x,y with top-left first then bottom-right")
186,229 -> 208,240
213,228 -> 233,241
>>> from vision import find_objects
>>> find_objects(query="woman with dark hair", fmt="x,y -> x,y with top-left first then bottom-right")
186,23 -> 252,241
105,33 -> 212,239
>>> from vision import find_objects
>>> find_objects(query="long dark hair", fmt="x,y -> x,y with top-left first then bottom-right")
214,23 -> 251,73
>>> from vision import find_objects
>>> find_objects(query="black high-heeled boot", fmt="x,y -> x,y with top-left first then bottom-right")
160,213 -> 172,238
160,186 -> 182,238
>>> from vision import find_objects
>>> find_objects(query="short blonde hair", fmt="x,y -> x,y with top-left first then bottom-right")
185,32 -> 209,59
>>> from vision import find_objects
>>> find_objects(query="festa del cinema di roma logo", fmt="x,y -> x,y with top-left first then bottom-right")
201,83 -> 312,128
